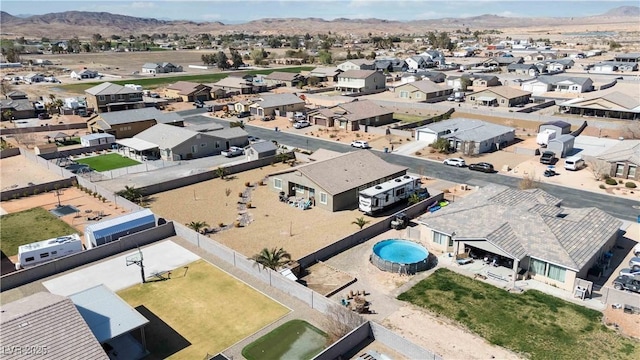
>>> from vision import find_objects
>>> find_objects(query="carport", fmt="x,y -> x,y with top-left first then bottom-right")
476,96 -> 497,107
116,138 -> 159,160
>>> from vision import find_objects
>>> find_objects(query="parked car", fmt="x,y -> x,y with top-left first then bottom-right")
619,268 -> 640,278
221,146 -> 244,157
468,162 -> 495,173
629,257 -> 640,270
540,151 -> 557,165
261,114 -> 275,121
447,96 -> 455,101
443,158 -> 466,167
543,169 -> 558,177
194,100 -> 204,108
350,140 -> 371,149
38,113 -> 51,120
293,112 -> 306,121
293,120 -> 310,129
237,111 -> 251,118
206,105 -> 213,112
613,275 -> 640,293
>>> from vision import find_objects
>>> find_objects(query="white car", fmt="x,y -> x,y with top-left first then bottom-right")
293,120 -> 310,129
619,268 -> 640,278
350,140 -> 371,149
221,146 -> 244,157
443,158 -> 466,167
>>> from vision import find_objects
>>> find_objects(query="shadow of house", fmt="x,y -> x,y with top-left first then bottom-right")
134,305 -> 191,359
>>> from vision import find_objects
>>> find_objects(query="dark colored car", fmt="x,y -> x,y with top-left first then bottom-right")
468,162 -> 495,173
38,113 -> 51,120
237,111 -> 251,118
540,151 -> 557,165
194,100 -> 205,108
613,275 -> 640,293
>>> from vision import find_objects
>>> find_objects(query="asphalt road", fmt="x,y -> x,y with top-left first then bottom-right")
177,112 -> 639,222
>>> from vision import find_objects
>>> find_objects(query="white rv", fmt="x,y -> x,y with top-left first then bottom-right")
359,175 -> 422,215
536,129 -> 557,146
16,234 -> 82,270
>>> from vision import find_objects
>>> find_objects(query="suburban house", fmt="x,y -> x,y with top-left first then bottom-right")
523,52 -> 557,62
405,56 -> 432,70
483,56 -> 524,68
594,140 -> 640,181
394,80 -> 454,102
507,63 -> 540,76
70,69 -> 99,80
308,99 -> 394,130
592,61 -> 639,73
125,123 -> 247,160
337,59 -> 376,71
248,93 -> 306,117
416,50 -> 446,66
558,91 -> 640,120
307,67 -> 343,83
0,292 -> 109,360
262,72 -> 306,88
88,107 -> 184,138
336,70 -> 386,94
415,118 -> 515,154
417,71 -> 446,83
538,58 -> 574,72
211,76 -> 257,95
468,86 -> 532,107
520,76 -> 594,95
141,62 -> 183,74
246,140 -> 278,161
0,98 -> 35,119
374,58 -> 408,73
5,90 -> 28,100
85,82 -> 144,113
164,81 -> 212,102
23,73 -> 45,83
614,53 -> 640,63
416,184 -> 621,292
267,150 -> 407,212
447,74 -> 501,90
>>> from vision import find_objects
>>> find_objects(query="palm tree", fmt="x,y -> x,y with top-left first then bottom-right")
186,221 -> 209,234
407,193 -> 421,205
215,166 -> 227,179
249,247 -> 291,270
352,217 -> 370,229
116,185 -> 142,203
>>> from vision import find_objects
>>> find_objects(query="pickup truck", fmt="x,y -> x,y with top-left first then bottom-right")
540,151 -> 557,165
221,146 -> 244,157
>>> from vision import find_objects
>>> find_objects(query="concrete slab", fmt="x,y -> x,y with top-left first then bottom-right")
42,240 -> 200,296
572,135 -> 621,157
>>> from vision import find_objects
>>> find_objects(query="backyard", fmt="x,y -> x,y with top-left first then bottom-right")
117,259 -> 290,359
242,319 -> 328,360
75,153 -> 141,172
0,207 -> 79,257
397,268 -> 640,360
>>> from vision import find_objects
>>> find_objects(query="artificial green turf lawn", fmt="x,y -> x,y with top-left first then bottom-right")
75,153 -> 141,172
242,320 -> 328,360
397,268 -> 640,360
0,207 -> 80,257
59,66 -> 315,93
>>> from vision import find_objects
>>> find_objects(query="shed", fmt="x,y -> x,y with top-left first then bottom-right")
246,140 -> 277,161
547,134 -> 575,158
81,133 -> 116,147
85,209 -> 156,249
34,143 -> 59,155
538,121 -> 571,135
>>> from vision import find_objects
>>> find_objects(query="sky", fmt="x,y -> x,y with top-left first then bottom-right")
1,0 -> 637,23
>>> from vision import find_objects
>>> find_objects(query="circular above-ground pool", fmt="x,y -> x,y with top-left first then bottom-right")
371,239 -> 430,274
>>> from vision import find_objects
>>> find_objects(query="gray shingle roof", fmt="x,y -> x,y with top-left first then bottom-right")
263,71 -> 302,81
250,140 -> 277,153
404,80 -> 452,94
338,70 -> 378,79
253,93 -> 304,109
597,139 -> 640,165
0,98 -> 33,111
335,100 -> 392,122
208,126 -> 248,139
135,123 -> 199,149
417,185 -> 621,271
85,82 -> 142,96
417,118 -> 515,143
98,108 -> 183,126
0,292 -> 108,360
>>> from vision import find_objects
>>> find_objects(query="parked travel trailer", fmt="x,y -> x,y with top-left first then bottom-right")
85,209 -> 156,249
359,175 -> 423,215
536,129 -> 557,146
16,233 -> 82,270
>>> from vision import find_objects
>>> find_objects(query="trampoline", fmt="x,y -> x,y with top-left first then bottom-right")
50,205 -> 80,217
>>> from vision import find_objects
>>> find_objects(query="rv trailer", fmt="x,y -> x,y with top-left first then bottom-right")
16,233 -> 82,270
359,175 -> 422,215
85,209 -> 156,249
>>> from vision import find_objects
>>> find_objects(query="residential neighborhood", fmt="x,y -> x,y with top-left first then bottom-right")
1,3 -> 639,360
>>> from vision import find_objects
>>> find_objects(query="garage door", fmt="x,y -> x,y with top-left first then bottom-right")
314,117 -> 327,126
196,94 -> 209,101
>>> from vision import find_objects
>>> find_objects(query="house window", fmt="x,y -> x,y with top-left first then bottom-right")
615,163 -> 625,177
530,258 -> 546,276
547,264 -> 566,282
628,165 -> 637,178
274,178 -> 282,190
98,95 -> 105,101
215,141 -> 220,148
400,91 -> 408,98
319,192 -> 328,204
118,94 -> 125,100
415,92 -> 421,99
110,95 -> 115,100
432,231 -> 450,246
191,145 -> 198,153
501,99 -> 505,104
295,184 -> 305,194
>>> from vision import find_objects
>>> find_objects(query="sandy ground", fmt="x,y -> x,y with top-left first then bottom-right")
0,155 -> 65,190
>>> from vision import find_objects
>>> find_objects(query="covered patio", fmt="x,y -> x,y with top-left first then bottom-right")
476,96 -> 497,107
115,138 -> 159,161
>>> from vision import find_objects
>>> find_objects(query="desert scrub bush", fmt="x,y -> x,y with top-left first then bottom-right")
605,178 -> 617,186
625,182 -> 637,188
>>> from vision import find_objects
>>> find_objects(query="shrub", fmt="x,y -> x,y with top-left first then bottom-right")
329,134 -> 336,138
605,178 -> 617,186
245,181 -> 251,187
625,182 -> 637,188
238,192 -> 243,197
218,222 -> 224,228
618,179 -> 623,184
602,174 -> 610,180
415,151 -> 422,156
599,184 -> 606,189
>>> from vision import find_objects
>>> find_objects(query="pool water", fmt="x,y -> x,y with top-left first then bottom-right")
373,239 -> 428,263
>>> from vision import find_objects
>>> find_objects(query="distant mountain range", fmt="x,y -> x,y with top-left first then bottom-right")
1,6 -> 638,38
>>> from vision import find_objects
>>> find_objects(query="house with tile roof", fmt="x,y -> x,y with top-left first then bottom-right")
164,81 -> 212,102
520,75 -> 594,95
416,184 -> 621,291
507,63 -> 540,76
210,76 -> 256,95
0,98 -> 35,120
468,86 -> 531,108
558,91 -> 640,120
336,70 -> 386,94
84,82 -> 145,113
307,99 -> 393,130
267,150 -> 407,211
87,107 -> 184,138
247,93 -> 306,117
262,71 -> 306,87
394,79 -> 454,102
415,118 -> 515,154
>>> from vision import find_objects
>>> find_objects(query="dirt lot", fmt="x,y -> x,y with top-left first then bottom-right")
0,155 -> 65,190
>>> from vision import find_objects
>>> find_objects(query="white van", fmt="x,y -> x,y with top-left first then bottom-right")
564,156 -> 584,171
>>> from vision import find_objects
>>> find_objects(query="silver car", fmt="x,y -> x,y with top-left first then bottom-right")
619,268 -> 640,278
443,158 -> 466,167
629,257 -> 640,270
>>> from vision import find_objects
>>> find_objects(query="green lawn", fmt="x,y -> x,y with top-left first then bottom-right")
242,320 -> 328,360
75,153 -> 141,172
118,260 -> 290,359
58,66 -> 315,93
0,207 -> 80,257
398,268 -> 639,360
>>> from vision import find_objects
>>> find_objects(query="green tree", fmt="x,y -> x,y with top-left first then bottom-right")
459,77 -> 472,91
250,49 -> 267,65
186,221 -> 209,234
352,217 -> 370,229
116,186 -> 143,203
249,247 -> 292,270
431,138 -> 450,153
230,49 -> 244,69
216,51 -> 230,69
408,193 -> 421,205
215,167 -> 227,179
318,50 -> 332,65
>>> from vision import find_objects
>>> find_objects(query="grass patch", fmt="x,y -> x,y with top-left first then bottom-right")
242,320 -> 327,360
58,66 -> 315,93
0,207 -> 80,257
393,113 -> 428,123
75,153 -> 141,172
118,260 -> 289,359
397,268 -> 640,360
